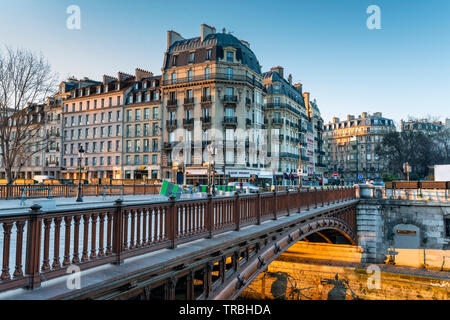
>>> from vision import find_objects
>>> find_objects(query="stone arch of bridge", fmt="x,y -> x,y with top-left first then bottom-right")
212,216 -> 356,300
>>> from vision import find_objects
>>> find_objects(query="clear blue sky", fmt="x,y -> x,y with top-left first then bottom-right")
1,0 -> 449,125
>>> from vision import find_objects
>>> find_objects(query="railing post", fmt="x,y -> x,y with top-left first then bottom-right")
256,191 -> 261,225
25,204 -> 43,289
206,193 -> 213,239
314,187 -> 318,208
168,195 -> 177,249
112,199 -> 124,265
273,191 -> 278,220
234,192 -> 240,231
286,189 -> 290,216
297,188 -> 301,213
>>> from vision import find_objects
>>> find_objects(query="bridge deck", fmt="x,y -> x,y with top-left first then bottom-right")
0,199 -> 359,300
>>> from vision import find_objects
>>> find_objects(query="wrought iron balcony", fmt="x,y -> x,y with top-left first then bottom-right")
183,118 -> 194,128
184,97 -> 194,106
223,95 -> 238,103
201,95 -> 212,103
272,118 -> 284,126
223,116 -> 238,126
167,99 -> 178,107
166,119 -> 177,129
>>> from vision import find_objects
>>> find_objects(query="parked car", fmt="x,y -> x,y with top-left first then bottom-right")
228,182 -> 260,193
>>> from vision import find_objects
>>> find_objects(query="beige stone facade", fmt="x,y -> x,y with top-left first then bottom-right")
161,24 -> 267,185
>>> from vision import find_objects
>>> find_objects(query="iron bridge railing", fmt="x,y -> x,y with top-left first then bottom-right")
0,187 -> 356,292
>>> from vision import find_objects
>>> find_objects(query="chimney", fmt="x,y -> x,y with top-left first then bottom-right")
347,115 -> 355,121
373,112 -> 382,117
135,68 -> 153,81
240,40 -> 250,48
201,24 -> 216,42
270,66 -> 284,79
288,74 -> 292,85
303,92 -> 311,117
362,112 -> 368,118
293,83 -> 303,94
103,75 -> 117,84
333,117 -> 340,123
167,30 -> 184,49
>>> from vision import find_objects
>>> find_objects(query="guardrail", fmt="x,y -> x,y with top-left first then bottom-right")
0,184 -> 161,200
385,181 -> 450,189
19,187 -> 53,206
0,187 -> 356,293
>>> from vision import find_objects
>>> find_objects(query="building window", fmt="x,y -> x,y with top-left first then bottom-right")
135,109 -> 141,121
144,108 -> 150,120
152,155 -> 157,164
188,70 -> 193,82
188,52 -> 195,64
143,155 -> 148,165
205,67 -> 210,80
445,219 -> 450,238
226,51 -> 233,62
226,67 -> 233,80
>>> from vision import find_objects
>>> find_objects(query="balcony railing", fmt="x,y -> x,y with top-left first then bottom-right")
223,95 -> 238,103
272,118 -> 284,125
166,119 -> 177,129
183,118 -> 194,127
184,97 -> 194,106
201,116 -> 211,123
223,116 -> 238,125
201,95 -> 212,103
162,72 -> 263,89
167,99 -> 177,107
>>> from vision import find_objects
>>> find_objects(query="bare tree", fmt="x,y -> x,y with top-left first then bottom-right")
0,46 -> 58,184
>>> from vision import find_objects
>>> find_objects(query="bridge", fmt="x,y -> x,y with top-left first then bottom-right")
0,187 -> 358,300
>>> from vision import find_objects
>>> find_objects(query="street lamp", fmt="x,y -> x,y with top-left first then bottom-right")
76,145 -> 85,202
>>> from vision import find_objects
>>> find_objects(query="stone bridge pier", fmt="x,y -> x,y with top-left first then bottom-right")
355,184 -> 450,268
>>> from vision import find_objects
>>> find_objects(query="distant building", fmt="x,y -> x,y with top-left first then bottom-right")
401,118 -> 444,133
323,112 -> 395,184
263,66 -> 326,185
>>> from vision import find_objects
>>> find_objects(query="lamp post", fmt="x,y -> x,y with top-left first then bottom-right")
76,145 -> 85,202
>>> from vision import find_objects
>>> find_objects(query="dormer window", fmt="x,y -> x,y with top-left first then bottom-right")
206,49 -> 212,61
104,85 -> 108,93
96,86 -> 101,94
137,93 -> 142,103
172,55 -> 178,66
188,52 -> 195,64
128,95 -> 133,104
79,90 -> 83,97
72,91 -> 75,98
86,88 -> 90,96
151,80 -> 155,87
143,82 -> 147,89
116,83 -> 120,90
134,83 -> 138,90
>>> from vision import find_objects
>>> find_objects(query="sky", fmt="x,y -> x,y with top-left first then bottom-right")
0,0 -> 449,125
